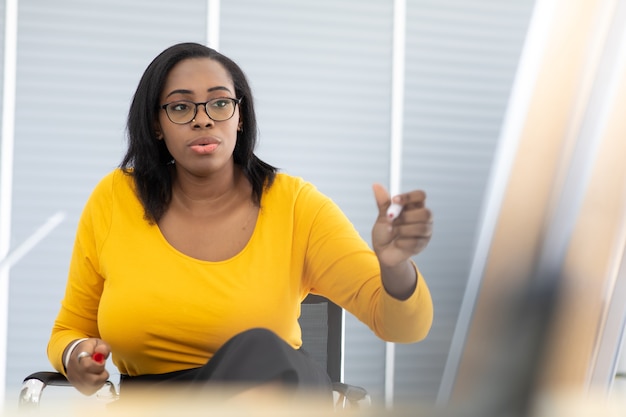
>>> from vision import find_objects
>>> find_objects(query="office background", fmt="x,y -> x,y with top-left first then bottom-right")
1,0 -> 533,406
6,0 -> 621,410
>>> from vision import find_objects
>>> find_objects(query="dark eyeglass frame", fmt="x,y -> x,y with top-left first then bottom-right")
160,97 -> 243,125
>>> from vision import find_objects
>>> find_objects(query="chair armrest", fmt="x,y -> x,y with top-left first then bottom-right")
20,371 -> 366,409
19,371 -> 69,408
23,371 -> 71,386
332,381 -> 371,408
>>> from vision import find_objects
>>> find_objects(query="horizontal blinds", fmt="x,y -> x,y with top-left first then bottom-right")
3,0 -> 536,408
221,0 -> 535,405
5,0 -> 207,399
220,0 -> 394,402
395,0 -> 535,404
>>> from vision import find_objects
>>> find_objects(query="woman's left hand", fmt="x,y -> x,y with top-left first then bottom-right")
371,183 -> 433,268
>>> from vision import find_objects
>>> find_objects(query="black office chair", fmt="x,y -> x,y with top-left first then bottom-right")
300,294 -> 370,408
19,294 -> 370,410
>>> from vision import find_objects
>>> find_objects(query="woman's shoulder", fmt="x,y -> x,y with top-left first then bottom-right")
270,172 -> 318,194
80,168 -> 143,228
266,173 -> 332,210
92,168 -> 134,191
85,168 -> 136,207
273,172 -> 304,185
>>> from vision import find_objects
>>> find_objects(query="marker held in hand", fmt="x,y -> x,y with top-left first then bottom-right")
386,202 -> 403,221
92,352 -> 105,363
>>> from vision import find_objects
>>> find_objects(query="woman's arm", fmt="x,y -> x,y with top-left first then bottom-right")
299,182 -> 434,343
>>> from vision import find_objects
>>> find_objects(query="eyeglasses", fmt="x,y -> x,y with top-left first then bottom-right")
160,97 -> 242,124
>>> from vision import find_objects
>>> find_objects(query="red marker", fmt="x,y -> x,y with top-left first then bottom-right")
92,352 -> 105,363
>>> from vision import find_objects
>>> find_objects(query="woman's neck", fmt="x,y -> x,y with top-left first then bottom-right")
170,164 -> 252,216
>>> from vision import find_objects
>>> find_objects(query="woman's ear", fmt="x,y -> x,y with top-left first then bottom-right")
154,123 -> 164,140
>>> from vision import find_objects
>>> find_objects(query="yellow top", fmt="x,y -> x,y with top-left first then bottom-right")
48,169 -> 433,376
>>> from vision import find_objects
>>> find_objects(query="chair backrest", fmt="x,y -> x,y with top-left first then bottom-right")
299,294 -> 343,383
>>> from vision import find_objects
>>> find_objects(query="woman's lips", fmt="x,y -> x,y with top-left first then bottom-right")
189,137 -> 219,154
190,143 -> 219,154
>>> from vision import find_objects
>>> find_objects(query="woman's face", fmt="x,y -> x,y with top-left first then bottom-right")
156,57 -> 241,178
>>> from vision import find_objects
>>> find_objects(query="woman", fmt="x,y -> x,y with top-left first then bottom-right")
47,42 -> 434,403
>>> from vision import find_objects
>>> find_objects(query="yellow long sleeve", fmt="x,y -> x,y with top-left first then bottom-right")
48,169 -> 433,376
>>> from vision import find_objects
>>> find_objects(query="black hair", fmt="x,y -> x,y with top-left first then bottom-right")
120,42 -> 277,222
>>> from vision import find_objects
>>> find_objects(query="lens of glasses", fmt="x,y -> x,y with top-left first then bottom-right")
164,98 -> 238,124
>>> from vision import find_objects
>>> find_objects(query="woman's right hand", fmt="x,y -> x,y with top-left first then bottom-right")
65,338 -> 111,395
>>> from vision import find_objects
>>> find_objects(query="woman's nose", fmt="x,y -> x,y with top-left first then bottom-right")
192,103 -> 214,127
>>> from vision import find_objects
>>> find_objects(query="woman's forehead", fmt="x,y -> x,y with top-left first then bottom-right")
163,58 -> 234,95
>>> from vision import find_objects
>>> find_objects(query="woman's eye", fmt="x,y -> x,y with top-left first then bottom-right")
211,99 -> 229,108
171,102 -> 190,112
